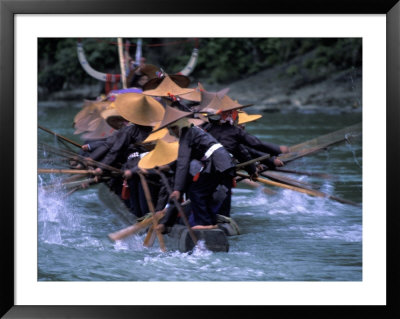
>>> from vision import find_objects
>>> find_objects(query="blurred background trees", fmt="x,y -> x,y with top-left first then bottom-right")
38,38 -> 361,93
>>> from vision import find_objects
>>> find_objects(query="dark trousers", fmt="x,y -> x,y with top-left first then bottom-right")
188,171 -> 233,226
127,174 -> 161,218
127,175 -> 148,217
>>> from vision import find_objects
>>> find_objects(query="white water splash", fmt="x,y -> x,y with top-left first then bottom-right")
112,233 -> 148,251
345,140 -> 362,169
291,224 -> 362,242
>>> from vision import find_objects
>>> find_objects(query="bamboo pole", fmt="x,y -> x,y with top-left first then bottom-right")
236,172 -> 360,207
38,125 -> 82,148
108,215 -> 157,241
118,38 -> 127,89
139,173 -> 166,252
155,169 -> 198,246
38,168 -> 96,175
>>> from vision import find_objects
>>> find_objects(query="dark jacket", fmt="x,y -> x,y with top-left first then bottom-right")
203,121 -> 281,170
174,125 -> 235,192
89,124 -> 152,167
86,134 -> 119,161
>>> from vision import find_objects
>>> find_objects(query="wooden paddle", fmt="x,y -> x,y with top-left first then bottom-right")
41,177 -> 97,191
38,124 -> 82,148
155,169 -> 198,246
38,142 -> 123,175
274,168 -> 334,179
260,171 -> 320,190
287,122 -> 361,153
236,122 -> 362,171
139,173 -> 167,252
38,168 -> 96,175
108,215 -> 157,241
236,172 -> 360,207
143,225 -> 157,248
237,178 -> 277,195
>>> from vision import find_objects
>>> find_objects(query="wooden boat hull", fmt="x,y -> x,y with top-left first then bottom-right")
164,225 -> 229,253
97,182 -> 240,252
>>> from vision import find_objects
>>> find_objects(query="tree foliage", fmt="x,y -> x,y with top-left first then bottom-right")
38,38 -> 361,93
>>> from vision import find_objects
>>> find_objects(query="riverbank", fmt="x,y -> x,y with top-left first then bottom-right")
39,56 -> 362,114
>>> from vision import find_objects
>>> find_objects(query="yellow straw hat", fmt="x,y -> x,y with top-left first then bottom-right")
100,102 -> 126,130
238,111 -> 262,125
142,122 -> 168,143
217,95 -> 253,113
152,105 -> 194,132
138,139 -> 179,169
74,100 -> 111,134
142,75 -> 194,97
82,117 -> 115,140
114,93 -> 165,126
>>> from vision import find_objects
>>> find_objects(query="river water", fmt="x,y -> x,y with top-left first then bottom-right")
37,101 -> 362,282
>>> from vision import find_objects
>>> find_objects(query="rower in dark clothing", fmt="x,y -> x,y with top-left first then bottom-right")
137,138 -> 181,216
203,113 -> 285,170
90,93 -> 165,217
91,92 -> 164,169
151,105 -> 236,229
198,96 -> 289,215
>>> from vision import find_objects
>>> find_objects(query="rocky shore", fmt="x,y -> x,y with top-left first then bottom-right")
39,58 -> 362,114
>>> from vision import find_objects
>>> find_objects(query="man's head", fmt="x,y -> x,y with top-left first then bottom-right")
167,117 -> 190,138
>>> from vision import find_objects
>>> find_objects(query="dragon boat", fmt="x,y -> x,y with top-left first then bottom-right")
97,183 -> 241,253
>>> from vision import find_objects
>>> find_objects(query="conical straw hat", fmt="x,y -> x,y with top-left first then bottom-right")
81,117 -> 115,140
238,111 -> 262,125
142,122 -> 168,143
74,100 -> 111,134
142,75 -> 194,97
152,105 -> 194,132
138,139 -> 179,169
178,82 -> 205,102
143,74 -> 191,91
197,94 -> 223,113
184,83 -> 230,106
114,93 -> 165,126
217,95 -> 253,113
99,102 -> 126,130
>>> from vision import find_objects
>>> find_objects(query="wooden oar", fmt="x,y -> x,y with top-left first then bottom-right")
38,142 -> 123,175
38,168 -> 96,175
235,154 -> 271,170
236,172 -> 360,207
237,178 -> 277,195
155,169 -> 198,246
235,144 -> 327,171
108,215 -> 156,241
287,122 -> 361,153
41,177 -> 98,191
274,168 -> 334,179
236,123 -> 362,171
142,209 -> 168,247
62,187 -> 80,198
39,157 -> 70,164
261,171 -> 320,190
139,173 -> 166,252
38,124 -> 82,148
62,174 -> 92,183
143,225 -> 157,248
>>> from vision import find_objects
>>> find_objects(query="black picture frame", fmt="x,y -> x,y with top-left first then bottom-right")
1,0 -> 399,318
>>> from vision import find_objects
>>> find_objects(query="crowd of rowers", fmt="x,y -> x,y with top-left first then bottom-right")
71,61 -> 289,233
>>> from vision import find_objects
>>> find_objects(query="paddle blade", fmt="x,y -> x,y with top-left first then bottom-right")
143,226 -> 156,247
108,217 -> 154,241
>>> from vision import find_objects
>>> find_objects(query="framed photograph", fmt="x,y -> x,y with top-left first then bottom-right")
1,0 -> 399,318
